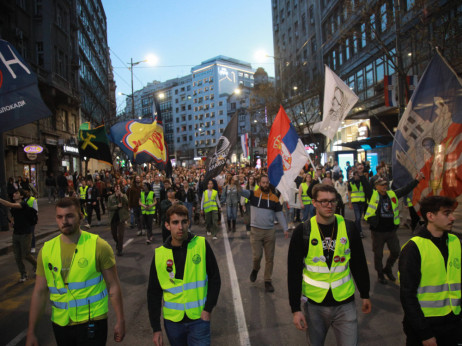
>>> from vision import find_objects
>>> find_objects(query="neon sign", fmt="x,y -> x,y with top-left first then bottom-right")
24,145 -> 43,154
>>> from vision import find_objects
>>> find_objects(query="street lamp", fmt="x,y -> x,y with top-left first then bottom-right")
127,56 -> 157,119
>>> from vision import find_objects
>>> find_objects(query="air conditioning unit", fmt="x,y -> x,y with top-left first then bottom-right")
7,136 -> 19,146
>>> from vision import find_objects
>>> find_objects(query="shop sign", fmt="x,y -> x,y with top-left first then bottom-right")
24,144 -> 43,154
45,137 -> 58,146
26,153 -> 37,160
63,145 -> 79,154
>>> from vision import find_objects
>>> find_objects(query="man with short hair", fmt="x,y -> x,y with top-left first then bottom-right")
399,196 -> 461,345
148,204 -> 221,346
363,171 -> 424,284
26,197 -> 125,345
0,189 -> 37,282
238,175 -> 288,293
160,188 -> 183,243
288,184 -> 371,345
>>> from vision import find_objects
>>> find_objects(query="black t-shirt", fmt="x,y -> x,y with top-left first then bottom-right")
11,201 -> 32,234
374,193 -> 395,232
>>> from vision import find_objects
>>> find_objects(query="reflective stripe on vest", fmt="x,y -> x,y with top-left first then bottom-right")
141,191 -> 156,215
411,235 -> 462,317
155,236 -> 208,322
364,190 -> 400,225
302,215 -> 355,303
349,182 -> 365,202
203,190 -> 218,213
79,186 -> 88,200
301,183 -> 312,205
42,231 -> 108,326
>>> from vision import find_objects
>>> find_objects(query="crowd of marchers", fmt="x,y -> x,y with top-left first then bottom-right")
0,158 -> 459,346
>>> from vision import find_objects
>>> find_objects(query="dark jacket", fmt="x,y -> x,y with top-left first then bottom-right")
362,175 -> 418,232
399,228 -> 462,342
147,233 -> 221,332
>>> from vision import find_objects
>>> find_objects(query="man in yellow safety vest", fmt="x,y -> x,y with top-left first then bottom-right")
288,184 -> 371,345
399,196 -> 461,345
26,197 -> 125,345
148,204 -> 221,346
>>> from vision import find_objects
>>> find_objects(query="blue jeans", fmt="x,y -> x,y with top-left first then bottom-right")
164,318 -> 210,346
226,203 -> 238,221
302,204 -> 314,222
184,201 -> 194,226
352,202 -> 365,233
304,300 -> 358,346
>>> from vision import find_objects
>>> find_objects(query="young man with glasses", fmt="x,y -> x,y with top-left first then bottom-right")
288,184 -> 371,345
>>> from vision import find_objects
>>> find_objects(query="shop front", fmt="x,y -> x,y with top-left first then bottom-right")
18,144 -> 46,195
62,143 -> 80,173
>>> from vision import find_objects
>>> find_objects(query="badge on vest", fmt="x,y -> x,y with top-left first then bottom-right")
166,259 -> 174,284
78,258 -> 88,268
192,254 -> 201,264
340,237 -> 347,244
312,257 -> 320,263
344,248 -> 351,255
311,239 -> 319,246
334,256 -> 340,263
340,257 -> 346,263
452,258 -> 461,269
319,255 -> 326,262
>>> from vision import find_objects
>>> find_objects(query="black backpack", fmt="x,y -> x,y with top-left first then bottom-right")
27,206 -> 38,225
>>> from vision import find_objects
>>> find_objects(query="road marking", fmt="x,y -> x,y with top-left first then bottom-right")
222,227 -> 251,346
6,328 -> 27,346
123,238 -> 134,247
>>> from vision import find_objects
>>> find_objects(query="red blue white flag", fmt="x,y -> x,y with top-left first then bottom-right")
392,51 -> 462,222
268,106 -> 309,201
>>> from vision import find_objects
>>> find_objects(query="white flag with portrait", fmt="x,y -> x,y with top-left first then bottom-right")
320,65 -> 359,140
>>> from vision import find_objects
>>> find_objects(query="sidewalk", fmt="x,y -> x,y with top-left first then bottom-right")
0,198 -> 60,256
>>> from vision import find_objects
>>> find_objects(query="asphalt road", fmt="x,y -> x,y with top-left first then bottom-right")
1,209 -> 413,346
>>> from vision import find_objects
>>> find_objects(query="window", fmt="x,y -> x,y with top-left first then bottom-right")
361,23 -> 367,48
219,119 -> 224,124
345,38 -> 350,60
356,69 -> 364,91
218,101 -> 223,106
381,3 -> 387,32
36,42 -> 44,66
376,59 -> 384,83
219,110 -> 223,115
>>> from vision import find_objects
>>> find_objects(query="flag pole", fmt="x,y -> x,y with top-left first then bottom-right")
373,114 -> 420,174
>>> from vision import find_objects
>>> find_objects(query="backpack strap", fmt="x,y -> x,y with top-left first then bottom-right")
302,220 -> 311,247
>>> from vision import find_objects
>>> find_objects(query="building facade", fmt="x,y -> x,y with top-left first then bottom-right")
0,0 -> 115,195
271,0 -> 462,166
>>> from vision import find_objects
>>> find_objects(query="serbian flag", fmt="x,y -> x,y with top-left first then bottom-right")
268,106 -> 309,201
392,51 -> 462,227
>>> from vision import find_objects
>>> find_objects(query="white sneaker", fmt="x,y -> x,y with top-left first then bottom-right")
137,230 -> 142,236
31,248 -> 36,254
19,274 -> 27,283
85,223 -> 91,228
207,232 -> 211,236
212,236 -> 218,240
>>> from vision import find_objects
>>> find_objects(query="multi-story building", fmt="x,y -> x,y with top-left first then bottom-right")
0,0 -> 115,194
271,0 -> 462,167
77,0 -> 112,124
123,56 -> 255,166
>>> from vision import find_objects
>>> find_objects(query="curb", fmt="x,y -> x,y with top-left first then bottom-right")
0,228 -> 59,257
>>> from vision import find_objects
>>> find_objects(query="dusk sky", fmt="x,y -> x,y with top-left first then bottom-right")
101,0 -> 275,111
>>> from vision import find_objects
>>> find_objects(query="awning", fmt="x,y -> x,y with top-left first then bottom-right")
340,135 -> 393,150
